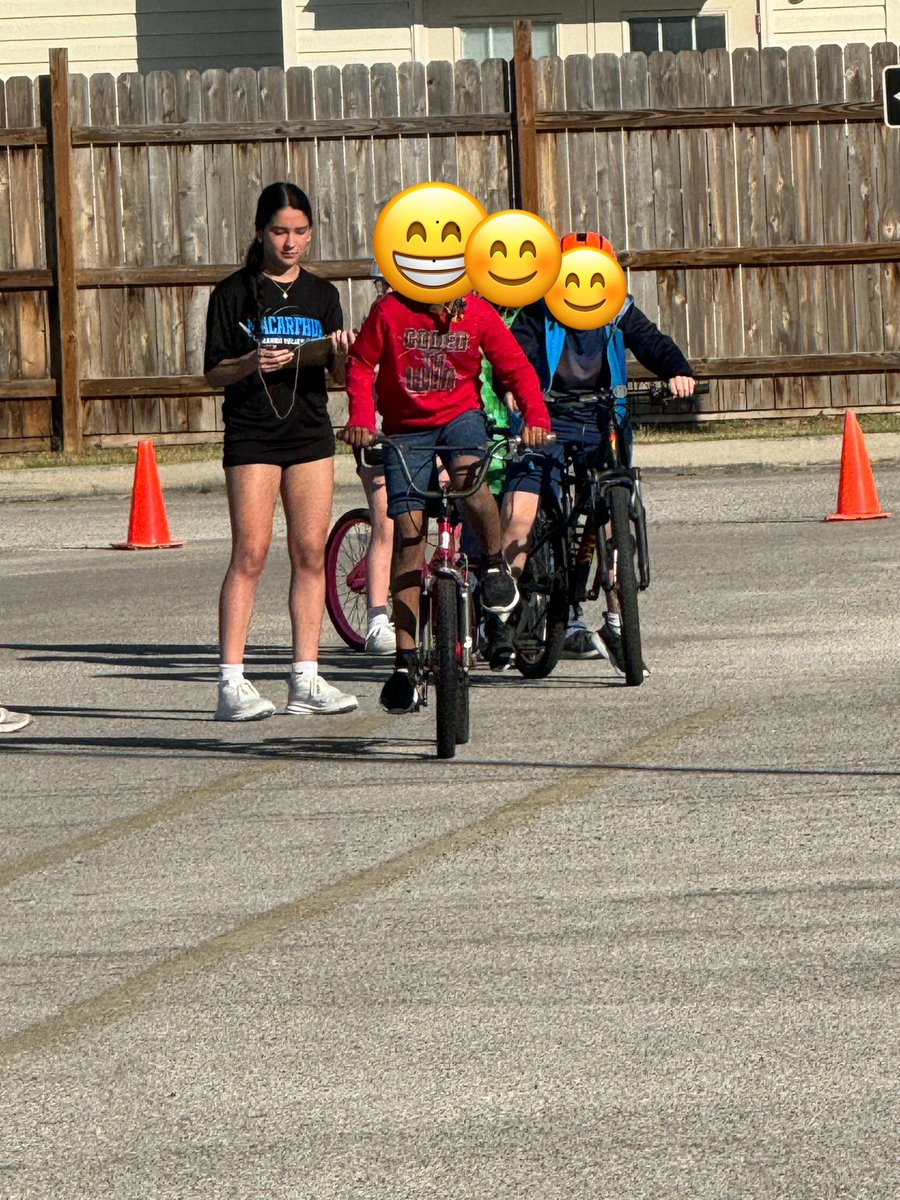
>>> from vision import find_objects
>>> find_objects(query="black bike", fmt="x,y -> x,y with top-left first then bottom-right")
513,382 -> 707,686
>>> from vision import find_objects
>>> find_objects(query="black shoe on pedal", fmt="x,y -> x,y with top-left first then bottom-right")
480,557 -> 519,615
598,618 -> 651,678
379,668 -> 419,714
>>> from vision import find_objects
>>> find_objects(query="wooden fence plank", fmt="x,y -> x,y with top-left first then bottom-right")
701,47 -> 738,415
591,54 -> 626,249
480,58 -> 510,216
145,70 -> 183,434
286,67 -> 316,213
845,43 -> 885,409
872,42 -> 900,407
760,47 -> 804,411
786,46 -> 829,410
116,71 -> 156,435
118,72 -> 156,373
817,43 -> 859,408
397,61 -> 428,189
563,55 -> 597,233
512,19 -> 539,215
678,50 -> 715,414
258,65 -> 287,186
454,58 -> 483,204
49,56 -> 83,450
6,76 -> 48,412
427,60 -> 456,185
201,69 -> 238,266
648,52 -> 688,359
618,53 -> 655,324
88,71 -> 127,437
732,48 -> 773,411
0,79 -> 20,433
534,57 -> 568,237
370,62 -> 402,216
343,62 -> 375,330
313,65 -> 350,340
176,68 -> 213,435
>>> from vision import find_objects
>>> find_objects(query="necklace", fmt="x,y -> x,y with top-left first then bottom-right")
262,271 -> 298,301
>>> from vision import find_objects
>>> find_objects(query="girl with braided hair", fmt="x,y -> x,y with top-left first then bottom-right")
204,181 -> 357,721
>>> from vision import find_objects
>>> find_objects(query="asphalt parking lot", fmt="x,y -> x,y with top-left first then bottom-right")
1,453 -> 898,1199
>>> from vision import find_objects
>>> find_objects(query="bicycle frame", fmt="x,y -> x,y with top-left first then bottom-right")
525,390 -> 650,601
369,433 -> 515,755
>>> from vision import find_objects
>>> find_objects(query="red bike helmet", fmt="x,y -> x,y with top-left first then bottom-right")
559,231 -> 618,259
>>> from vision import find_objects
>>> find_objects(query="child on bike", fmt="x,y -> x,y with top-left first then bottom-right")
341,289 -> 551,713
504,232 -> 695,670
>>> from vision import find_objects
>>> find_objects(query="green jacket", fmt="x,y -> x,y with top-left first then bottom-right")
479,307 -> 520,494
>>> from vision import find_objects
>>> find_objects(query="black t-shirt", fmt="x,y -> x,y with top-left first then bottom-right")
204,268 -> 342,464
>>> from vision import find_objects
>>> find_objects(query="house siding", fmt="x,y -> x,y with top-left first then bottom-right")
766,0 -> 889,48
0,0 -> 282,79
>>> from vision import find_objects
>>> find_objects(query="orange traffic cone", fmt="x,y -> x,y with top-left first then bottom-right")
826,412 -> 891,522
111,440 -> 184,549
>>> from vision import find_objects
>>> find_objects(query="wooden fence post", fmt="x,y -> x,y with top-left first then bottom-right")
45,47 -> 82,454
511,20 -> 540,215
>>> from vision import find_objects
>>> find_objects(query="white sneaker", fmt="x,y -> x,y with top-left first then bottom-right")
365,615 -> 396,655
0,706 -> 32,733
215,678 -> 276,722
286,673 -> 358,715
561,622 -> 605,660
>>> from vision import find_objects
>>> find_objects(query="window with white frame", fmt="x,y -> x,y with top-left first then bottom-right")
628,14 -> 727,54
459,21 -> 558,61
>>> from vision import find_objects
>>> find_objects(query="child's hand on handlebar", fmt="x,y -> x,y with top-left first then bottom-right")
520,425 -> 554,447
668,375 -> 695,398
339,425 -> 376,448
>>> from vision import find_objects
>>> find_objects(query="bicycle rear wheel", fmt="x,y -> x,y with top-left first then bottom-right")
324,508 -> 371,650
434,575 -> 460,759
608,486 -> 644,686
514,499 -> 568,679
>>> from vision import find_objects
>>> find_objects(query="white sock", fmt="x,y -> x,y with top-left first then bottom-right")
291,661 -> 317,679
220,663 -> 244,684
606,612 -> 622,632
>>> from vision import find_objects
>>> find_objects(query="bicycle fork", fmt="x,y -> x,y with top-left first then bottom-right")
425,517 -> 473,672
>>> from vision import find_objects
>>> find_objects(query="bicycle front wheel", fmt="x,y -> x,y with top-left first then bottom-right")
514,498 -> 568,679
325,507 -> 371,651
608,486 -> 644,686
434,575 -> 460,759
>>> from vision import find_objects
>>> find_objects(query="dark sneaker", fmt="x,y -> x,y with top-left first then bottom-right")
598,619 -> 651,678
379,668 -> 420,714
480,558 -> 519,615
488,623 -> 515,671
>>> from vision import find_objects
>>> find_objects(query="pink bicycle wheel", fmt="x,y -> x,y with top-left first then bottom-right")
325,508 -> 371,650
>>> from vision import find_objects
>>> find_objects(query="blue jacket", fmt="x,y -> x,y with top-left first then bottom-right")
510,296 -> 692,422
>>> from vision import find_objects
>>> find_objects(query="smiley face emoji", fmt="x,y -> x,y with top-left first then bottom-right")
373,182 -> 487,304
464,210 -> 561,307
544,244 -> 628,330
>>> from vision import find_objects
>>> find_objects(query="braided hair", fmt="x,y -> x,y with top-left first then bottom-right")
243,182 -> 314,325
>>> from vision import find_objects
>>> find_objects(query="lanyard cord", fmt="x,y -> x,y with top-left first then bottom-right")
256,349 -> 303,422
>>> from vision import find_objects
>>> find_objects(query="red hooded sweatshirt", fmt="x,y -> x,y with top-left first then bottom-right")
346,292 -> 550,434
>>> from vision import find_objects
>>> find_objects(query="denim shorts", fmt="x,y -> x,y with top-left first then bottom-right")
382,409 -> 489,517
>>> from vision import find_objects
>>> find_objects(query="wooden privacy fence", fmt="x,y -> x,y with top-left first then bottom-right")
0,31 -> 899,455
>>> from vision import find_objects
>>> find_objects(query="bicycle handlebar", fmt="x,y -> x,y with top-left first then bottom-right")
362,434 -> 522,501
546,380 -> 710,411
